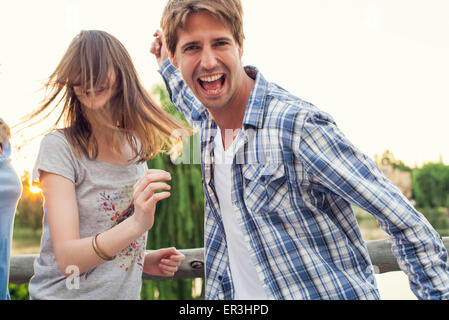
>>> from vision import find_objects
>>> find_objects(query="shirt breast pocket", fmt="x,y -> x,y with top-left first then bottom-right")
242,163 -> 290,215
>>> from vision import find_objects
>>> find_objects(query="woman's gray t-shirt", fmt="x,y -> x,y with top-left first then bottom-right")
29,130 -> 148,300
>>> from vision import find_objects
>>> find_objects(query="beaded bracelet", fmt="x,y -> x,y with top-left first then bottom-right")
92,233 -> 116,261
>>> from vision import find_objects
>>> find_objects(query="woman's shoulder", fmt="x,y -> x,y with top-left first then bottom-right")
40,129 -> 70,147
33,129 -> 81,185
38,129 -> 78,163
44,128 -> 67,139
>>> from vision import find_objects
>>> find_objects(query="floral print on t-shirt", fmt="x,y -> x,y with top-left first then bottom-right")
97,182 -> 146,272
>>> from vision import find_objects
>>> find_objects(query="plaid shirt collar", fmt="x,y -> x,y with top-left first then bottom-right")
241,66 -> 269,130
194,65 -> 268,130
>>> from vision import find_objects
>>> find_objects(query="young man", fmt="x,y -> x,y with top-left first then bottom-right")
151,0 -> 449,300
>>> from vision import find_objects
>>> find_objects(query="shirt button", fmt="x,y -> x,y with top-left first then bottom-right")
218,275 -> 223,281
260,176 -> 265,182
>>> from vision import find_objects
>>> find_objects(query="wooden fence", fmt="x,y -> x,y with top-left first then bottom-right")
9,237 -> 449,284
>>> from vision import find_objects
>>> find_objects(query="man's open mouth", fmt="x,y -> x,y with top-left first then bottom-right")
198,74 -> 225,95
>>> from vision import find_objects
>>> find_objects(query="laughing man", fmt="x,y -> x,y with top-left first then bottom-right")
151,0 -> 449,300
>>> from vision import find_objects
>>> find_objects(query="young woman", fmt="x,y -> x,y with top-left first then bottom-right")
23,30 -> 189,299
0,119 -> 22,300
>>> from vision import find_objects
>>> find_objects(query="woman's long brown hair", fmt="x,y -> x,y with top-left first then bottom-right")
19,30 -> 190,162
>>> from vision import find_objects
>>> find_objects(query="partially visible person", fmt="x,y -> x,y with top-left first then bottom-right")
20,30 -> 189,299
0,118 -> 22,300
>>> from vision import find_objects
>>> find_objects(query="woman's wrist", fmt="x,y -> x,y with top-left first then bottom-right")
92,216 -> 145,263
126,214 -> 146,238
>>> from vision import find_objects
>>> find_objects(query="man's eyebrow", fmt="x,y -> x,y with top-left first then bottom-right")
181,41 -> 201,50
213,37 -> 233,42
180,36 -> 234,50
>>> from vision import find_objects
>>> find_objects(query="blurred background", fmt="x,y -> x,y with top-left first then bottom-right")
2,0 -> 449,300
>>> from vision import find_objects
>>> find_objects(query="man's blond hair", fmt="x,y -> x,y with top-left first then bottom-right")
161,0 -> 245,56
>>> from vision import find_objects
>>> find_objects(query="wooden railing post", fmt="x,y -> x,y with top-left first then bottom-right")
9,237 -> 449,284
142,248 -> 205,281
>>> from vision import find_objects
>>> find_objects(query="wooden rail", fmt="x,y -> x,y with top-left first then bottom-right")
9,237 -> 449,284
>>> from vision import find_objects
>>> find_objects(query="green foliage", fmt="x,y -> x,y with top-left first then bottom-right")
8,283 -> 29,300
353,206 -> 377,224
419,207 -> 449,236
141,84 -> 205,300
392,161 -> 412,173
379,150 -> 412,172
152,84 -> 190,126
11,227 -> 42,253
412,163 -> 449,208
142,148 -> 205,300
14,171 -> 43,233
9,171 -> 43,300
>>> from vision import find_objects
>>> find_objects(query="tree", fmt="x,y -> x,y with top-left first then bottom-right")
378,150 -> 412,172
140,84 -> 205,300
413,163 -> 449,208
15,171 -> 43,233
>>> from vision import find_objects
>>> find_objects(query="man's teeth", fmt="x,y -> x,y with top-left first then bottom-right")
200,74 -> 223,82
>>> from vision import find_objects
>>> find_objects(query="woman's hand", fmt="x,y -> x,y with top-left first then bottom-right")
131,169 -> 172,234
144,247 -> 185,277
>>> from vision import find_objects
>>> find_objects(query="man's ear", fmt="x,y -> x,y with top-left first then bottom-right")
170,53 -> 179,68
238,43 -> 244,58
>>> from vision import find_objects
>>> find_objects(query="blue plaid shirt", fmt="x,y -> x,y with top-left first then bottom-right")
159,60 -> 449,300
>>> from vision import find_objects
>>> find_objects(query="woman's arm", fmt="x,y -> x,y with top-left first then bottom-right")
41,169 -> 172,276
143,247 -> 185,277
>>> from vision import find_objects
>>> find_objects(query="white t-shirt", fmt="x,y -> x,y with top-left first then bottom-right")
213,128 -> 268,300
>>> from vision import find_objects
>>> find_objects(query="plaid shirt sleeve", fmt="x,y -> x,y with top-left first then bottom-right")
297,110 -> 449,299
158,59 -> 207,125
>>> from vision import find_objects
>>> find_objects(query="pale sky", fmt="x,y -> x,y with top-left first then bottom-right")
1,0 -> 449,175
